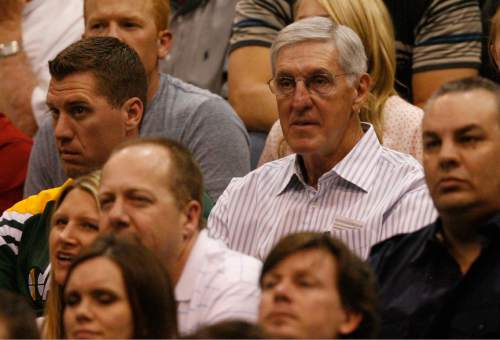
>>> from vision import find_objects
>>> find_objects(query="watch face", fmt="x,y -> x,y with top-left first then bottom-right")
0,41 -> 21,57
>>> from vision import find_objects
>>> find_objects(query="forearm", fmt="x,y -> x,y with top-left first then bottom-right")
229,80 -> 278,132
0,52 -> 37,136
228,46 -> 278,132
0,11 -> 37,136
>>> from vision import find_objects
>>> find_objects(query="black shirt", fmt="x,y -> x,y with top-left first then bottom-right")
369,213 -> 500,338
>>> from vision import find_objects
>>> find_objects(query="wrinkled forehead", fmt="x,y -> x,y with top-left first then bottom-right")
275,40 -> 340,75
84,0 -> 155,23
46,72 -> 101,105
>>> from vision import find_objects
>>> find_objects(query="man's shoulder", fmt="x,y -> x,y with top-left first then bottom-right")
222,155 -> 294,196
159,74 -> 225,107
369,222 -> 436,267
203,233 -> 262,282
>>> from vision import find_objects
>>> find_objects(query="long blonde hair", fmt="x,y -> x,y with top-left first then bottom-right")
297,0 -> 397,142
42,171 -> 101,339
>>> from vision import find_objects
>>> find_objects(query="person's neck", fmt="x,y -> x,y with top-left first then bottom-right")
170,232 -> 199,285
439,213 -> 488,274
147,70 -> 161,102
300,125 -> 364,189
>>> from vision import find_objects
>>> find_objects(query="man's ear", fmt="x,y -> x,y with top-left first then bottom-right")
352,73 -> 371,114
121,97 -> 143,136
157,29 -> 173,59
181,200 -> 202,241
338,310 -> 363,336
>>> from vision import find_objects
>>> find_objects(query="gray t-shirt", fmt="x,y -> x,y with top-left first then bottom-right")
24,73 -> 250,201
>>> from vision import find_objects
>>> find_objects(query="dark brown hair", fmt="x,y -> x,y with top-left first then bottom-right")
112,138 -> 204,222
0,289 -> 40,339
49,36 -> 148,110
62,234 -> 178,338
260,232 -> 379,339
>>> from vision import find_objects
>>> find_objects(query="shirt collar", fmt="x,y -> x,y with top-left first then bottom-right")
409,219 -> 443,265
410,212 -> 500,265
276,123 -> 382,195
175,230 -> 209,302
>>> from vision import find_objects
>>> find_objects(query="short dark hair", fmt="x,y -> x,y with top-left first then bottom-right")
49,36 -> 148,110
62,234 -> 178,338
260,232 -> 379,339
0,289 -> 40,339
426,76 -> 500,121
113,138 -> 204,222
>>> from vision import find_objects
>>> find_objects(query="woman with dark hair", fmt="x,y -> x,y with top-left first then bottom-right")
62,233 -> 178,339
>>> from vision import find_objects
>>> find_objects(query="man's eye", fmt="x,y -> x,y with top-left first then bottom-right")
90,23 -> 105,30
122,21 -> 138,28
261,278 -> 277,290
50,108 -> 60,120
459,135 -> 480,145
99,198 -> 113,210
311,75 -> 331,86
423,139 -> 440,150
277,78 -> 295,89
71,106 -> 88,118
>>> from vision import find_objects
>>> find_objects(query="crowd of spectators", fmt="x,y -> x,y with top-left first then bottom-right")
0,0 -> 499,338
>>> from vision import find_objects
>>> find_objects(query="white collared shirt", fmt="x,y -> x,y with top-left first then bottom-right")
208,124 -> 438,259
175,230 -> 262,335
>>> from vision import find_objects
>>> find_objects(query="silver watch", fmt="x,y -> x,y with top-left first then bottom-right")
0,41 -> 21,58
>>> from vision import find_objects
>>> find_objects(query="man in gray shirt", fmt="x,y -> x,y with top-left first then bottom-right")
24,0 -> 250,201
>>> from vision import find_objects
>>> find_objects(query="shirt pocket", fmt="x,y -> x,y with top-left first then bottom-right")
330,215 -> 371,258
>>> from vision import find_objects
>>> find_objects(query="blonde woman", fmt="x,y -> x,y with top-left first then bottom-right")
259,0 -> 423,165
42,171 -> 101,339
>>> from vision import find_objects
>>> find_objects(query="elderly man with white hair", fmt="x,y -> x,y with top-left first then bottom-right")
208,16 -> 437,259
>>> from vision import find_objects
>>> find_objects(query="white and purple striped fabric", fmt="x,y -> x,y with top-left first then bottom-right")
207,124 -> 437,259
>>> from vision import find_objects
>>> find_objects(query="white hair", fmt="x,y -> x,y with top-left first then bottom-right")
270,16 -> 367,84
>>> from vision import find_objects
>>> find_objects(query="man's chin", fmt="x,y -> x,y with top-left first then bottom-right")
62,163 -> 91,179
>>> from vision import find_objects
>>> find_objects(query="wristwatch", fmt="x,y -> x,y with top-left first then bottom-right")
0,41 -> 21,58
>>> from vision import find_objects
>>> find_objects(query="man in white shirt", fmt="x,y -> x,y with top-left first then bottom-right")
208,17 -> 437,259
0,0 -> 83,135
99,138 -> 261,335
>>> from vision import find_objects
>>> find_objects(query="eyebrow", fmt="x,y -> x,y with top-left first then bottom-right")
423,124 -> 484,137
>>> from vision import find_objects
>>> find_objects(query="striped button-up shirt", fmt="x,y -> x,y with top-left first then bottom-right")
208,125 -> 438,259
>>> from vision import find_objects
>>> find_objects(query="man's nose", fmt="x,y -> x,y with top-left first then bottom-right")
290,80 -> 313,113
438,140 -> 460,171
272,280 -> 292,303
53,113 -> 74,142
104,198 -> 130,232
107,23 -> 123,41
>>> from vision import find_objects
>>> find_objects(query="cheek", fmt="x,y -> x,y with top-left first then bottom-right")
63,307 -> 77,334
102,304 -> 134,337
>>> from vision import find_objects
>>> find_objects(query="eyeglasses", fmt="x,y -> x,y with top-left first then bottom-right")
268,72 -> 350,97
